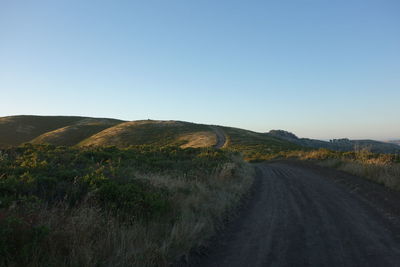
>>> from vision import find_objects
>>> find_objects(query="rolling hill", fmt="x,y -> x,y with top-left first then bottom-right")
222,126 -> 301,156
0,116 -> 300,155
2,115 -> 396,156
78,120 -> 219,147
30,118 -> 123,146
0,115 -> 95,147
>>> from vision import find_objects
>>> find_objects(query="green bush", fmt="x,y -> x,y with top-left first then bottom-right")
0,144 -> 228,213
0,214 -> 50,266
0,143 -> 249,266
96,181 -> 170,221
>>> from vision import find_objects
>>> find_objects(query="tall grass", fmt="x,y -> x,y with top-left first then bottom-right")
319,158 -> 400,190
0,145 -> 253,266
272,148 -> 400,191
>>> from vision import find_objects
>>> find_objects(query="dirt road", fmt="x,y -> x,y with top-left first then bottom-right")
210,126 -> 226,149
187,162 -> 400,267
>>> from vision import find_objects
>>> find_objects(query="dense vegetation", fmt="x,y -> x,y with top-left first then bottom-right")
0,144 -> 253,266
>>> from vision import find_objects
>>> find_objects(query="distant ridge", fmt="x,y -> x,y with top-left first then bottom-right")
267,130 -> 400,154
387,140 -> 400,146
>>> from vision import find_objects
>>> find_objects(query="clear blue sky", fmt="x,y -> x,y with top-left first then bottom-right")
1,0 -> 399,140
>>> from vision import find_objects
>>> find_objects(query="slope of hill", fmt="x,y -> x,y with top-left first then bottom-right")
78,120 -> 219,148
222,127 -> 301,160
0,115 -> 91,147
31,118 -> 123,146
267,130 -> 400,154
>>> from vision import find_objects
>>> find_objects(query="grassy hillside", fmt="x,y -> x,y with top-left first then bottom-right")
31,118 -> 123,146
0,116 -> 301,156
0,115 -> 89,147
78,120 -> 301,156
78,120 -> 218,148
222,126 -> 301,160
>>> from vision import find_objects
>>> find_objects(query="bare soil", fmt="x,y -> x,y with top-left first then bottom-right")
210,126 -> 227,149
180,161 -> 400,267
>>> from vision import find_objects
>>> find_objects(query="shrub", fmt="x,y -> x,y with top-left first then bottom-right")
0,213 -> 50,266
0,144 -> 253,266
95,181 -> 170,221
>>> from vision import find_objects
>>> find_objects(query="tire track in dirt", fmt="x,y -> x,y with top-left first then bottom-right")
184,162 -> 400,267
210,126 -> 227,149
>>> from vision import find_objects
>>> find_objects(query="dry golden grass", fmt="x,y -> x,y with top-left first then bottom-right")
31,119 -> 120,146
78,121 -> 160,146
78,120 -> 212,148
179,131 -> 217,148
277,149 -> 400,191
319,159 -> 400,190
0,116 -> 92,147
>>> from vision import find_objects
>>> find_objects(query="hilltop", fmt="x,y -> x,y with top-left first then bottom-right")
78,120 -> 217,147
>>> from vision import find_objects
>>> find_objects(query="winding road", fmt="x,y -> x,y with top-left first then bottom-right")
186,162 -> 400,267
